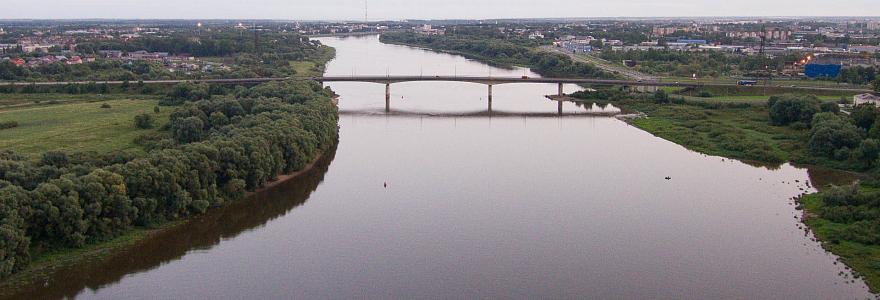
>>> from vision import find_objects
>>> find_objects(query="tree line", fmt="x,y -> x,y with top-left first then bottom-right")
0,80 -> 338,279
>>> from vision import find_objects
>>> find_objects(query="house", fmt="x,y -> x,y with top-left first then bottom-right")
854,93 -> 880,106
67,56 -> 83,65
10,57 -> 25,67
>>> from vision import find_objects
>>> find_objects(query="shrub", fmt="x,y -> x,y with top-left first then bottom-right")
134,113 -> 155,129
0,121 -> 18,130
653,89 -> 670,104
100,103 -> 112,109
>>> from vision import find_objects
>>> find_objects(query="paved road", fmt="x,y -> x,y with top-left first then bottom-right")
544,46 -> 656,81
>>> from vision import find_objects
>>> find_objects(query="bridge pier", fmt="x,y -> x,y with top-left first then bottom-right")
385,83 -> 391,112
487,84 -> 493,112
558,100 -> 563,115
558,82 -> 564,96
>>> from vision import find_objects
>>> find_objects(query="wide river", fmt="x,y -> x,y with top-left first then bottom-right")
6,35 -> 875,299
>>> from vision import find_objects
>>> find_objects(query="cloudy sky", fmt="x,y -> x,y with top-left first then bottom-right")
2,0 -> 878,20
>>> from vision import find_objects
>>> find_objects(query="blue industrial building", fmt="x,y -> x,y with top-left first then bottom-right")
804,64 -> 842,78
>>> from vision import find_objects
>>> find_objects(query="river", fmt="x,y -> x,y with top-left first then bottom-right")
4,35 -> 874,299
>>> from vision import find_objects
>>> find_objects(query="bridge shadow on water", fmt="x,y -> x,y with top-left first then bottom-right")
339,103 -> 621,118
0,145 -> 339,300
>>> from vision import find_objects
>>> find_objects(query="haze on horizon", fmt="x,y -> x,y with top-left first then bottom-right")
0,0 -> 878,20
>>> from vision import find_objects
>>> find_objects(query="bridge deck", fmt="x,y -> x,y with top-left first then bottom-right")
1,76 -> 872,93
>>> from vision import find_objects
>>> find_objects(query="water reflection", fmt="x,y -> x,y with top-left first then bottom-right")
339,102 -> 620,118
0,146 -> 337,300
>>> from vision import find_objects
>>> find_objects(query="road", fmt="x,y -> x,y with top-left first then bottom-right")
1,76 -> 873,93
544,46 -> 656,81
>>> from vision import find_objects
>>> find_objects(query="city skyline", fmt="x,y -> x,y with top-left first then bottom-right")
0,0 -> 878,20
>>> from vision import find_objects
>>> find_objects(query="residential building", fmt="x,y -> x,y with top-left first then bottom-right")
854,93 -> 880,106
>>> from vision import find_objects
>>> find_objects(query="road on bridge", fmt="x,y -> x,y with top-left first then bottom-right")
1,76 -> 873,94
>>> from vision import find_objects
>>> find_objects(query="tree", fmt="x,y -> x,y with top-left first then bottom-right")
850,104 -> 878,130
874,79 -> 880,93
852,138 -> 880,165
173,116 -> 205,143
809,112 -> 863,158
768,94 -> 821,126
653,89 -> 670,104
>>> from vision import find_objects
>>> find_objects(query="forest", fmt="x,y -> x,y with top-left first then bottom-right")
0,80 -> 338,279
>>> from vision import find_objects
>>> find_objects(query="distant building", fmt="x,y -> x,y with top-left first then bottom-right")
804,64 -> 842,78
854,93 -> 880,106
850,45 -> 880,53
676,39 -> 708,45
562,39 -> 593,53
10,57 -> 24,67
66,56 -> 83,65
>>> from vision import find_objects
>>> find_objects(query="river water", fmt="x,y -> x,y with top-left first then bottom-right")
5,35 -> 874,299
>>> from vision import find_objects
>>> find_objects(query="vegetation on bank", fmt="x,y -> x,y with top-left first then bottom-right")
801,184 -> 880,291
0,80 -> 339,279
380,32 -> 612,79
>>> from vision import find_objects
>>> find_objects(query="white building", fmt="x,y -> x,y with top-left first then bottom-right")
854,93 -> 880,106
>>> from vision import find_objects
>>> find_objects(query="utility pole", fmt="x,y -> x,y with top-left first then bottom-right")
759,24 -> 766,55
254,22 -> 260,55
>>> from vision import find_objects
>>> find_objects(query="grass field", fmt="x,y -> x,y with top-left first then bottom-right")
624,101 -> 800,164
0,98 -> 169,156
290,61 -> 321,77
611,98 -> 861,171
681,94 -> 846,103
0,93 -> 161,110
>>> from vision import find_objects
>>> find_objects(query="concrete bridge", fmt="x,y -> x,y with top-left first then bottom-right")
4,75 -> 872,113
311,76 -> 644,113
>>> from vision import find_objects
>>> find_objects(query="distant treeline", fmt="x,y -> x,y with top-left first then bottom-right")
0,80 -> 338,279
379,32 -> 612,79
0,31 -> 334,82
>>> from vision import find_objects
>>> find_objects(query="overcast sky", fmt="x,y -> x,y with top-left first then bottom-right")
2,0 -> 878,20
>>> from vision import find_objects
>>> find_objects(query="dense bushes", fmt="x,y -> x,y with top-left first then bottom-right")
818,184 -> 880,245
767,94 -> 823,126
0,121 -> 18,130
0,80 -> 338,279
808,112 -> 864,159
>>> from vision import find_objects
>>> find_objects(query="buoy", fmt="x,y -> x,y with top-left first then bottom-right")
383,181 -> 387,188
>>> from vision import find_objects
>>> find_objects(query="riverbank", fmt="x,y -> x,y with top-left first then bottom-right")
0,147 -> 334,298
799,189 -> 880,293
600,98 -> 880,293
